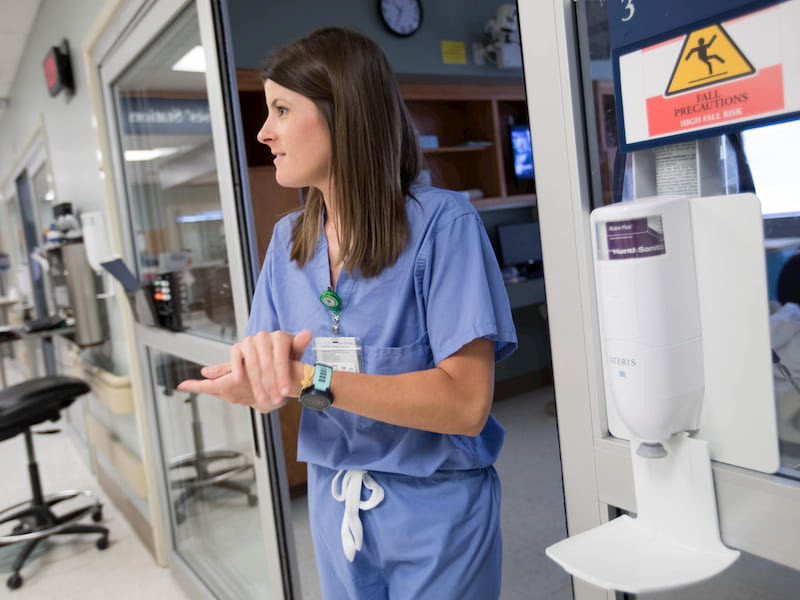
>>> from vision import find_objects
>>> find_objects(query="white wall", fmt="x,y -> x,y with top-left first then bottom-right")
0,0 -> 129,374
0,0 -> 106,206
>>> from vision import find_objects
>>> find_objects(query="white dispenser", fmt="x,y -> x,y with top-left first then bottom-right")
546,194 -> 779,593
592,196 -> 704,457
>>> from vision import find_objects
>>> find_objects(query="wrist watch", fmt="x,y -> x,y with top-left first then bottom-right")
298,363 -> 334,411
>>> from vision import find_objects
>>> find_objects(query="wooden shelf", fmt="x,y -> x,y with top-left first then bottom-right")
398,81 -> 534,203
423,144 -> 493,154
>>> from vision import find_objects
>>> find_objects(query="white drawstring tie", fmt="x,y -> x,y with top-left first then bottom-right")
331,469 -> 385,562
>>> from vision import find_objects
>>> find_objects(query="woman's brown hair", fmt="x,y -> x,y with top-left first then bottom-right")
260,27 -> 421,278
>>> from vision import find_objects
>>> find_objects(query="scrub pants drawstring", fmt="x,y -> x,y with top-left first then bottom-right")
331,469 -> 385,562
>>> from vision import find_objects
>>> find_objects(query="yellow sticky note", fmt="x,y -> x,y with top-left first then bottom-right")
441,41 -> 467,65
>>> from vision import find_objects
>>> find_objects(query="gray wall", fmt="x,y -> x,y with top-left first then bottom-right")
227,0 -> 523,79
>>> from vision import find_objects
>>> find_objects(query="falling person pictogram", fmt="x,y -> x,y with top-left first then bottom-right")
685,35 -> 725,75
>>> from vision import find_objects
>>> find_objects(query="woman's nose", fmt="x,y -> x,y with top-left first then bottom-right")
257,119 -> 272,145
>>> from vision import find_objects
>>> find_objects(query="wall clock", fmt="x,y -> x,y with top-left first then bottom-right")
380,0 -> 423,37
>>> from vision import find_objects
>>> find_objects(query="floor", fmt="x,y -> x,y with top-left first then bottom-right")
2,352 -> 799,599
0,423 -> 188,598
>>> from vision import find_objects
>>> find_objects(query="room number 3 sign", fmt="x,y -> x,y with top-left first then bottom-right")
620,0 -> 634,23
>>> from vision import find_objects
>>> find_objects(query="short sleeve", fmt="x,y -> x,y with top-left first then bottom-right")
245,227 -> 283,336
419,211 -> 517,365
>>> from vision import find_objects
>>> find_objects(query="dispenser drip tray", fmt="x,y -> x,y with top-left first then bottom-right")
546,513 -> 738,593
546,436 -> 739,593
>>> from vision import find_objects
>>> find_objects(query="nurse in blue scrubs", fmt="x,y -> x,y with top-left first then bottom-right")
179,27 -> 517,600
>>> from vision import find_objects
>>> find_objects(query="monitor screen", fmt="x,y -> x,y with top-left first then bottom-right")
497,221 -> 542,267
510,124 -> 534,180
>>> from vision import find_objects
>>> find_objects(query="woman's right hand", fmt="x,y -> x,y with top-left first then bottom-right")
177,329 -> 313,413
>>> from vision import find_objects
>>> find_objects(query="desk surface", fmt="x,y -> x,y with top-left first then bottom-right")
505,276 -> 546,309
765,237 -> 800,252
0,324 -> 75,342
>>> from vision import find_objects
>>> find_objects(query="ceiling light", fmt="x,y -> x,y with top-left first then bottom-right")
124,147 -> 180,162
171,46 -> 206,73
176,210 -> 223,223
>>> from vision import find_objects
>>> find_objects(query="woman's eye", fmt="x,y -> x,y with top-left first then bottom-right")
276,106 -> 287,116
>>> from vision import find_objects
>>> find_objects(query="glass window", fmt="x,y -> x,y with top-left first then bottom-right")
741,119 -> 800,477
148,348 -> 268,598
111,6 -> 236,342
741,118 -> 800,217
31,162 -> 56,234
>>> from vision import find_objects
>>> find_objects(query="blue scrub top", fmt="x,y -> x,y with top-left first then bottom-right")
247,185 -> 517,477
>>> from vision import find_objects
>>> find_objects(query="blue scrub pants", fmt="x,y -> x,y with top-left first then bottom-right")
307,463 -> 503,600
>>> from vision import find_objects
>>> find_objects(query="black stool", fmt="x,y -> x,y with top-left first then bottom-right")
0,376 -> 109,590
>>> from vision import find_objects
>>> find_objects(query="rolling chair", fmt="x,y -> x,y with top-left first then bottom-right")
0,376 -> 109,590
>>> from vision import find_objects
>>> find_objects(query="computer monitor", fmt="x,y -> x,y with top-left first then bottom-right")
497,221 -> 543,273
510,124 -> 534,180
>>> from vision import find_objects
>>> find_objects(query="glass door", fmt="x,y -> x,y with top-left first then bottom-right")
518,1 -> 800,599
95,1 -> 286,597
7,137 -> 59,378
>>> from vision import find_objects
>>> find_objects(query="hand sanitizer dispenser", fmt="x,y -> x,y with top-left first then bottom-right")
546,193 -> 779,593
592,196 -> 704,457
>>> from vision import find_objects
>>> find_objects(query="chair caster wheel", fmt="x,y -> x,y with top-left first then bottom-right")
92,507 -> 103,522
97,536 -> 109,550
248,495 -> 257,507
7,573 -> 23,590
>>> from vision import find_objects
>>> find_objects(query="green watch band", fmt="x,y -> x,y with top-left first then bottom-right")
312,363 -> 333,392
299,363 -> 334,411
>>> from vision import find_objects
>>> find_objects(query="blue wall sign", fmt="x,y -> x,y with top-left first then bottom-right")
608,0 -> 780,53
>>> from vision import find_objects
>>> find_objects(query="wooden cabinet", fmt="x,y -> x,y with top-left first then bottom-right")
398,82 -> 535,211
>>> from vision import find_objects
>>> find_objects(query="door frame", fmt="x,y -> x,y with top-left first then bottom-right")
518,2 -> 800,599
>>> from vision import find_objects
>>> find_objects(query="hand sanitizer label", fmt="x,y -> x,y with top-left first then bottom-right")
598,216 -> 666,260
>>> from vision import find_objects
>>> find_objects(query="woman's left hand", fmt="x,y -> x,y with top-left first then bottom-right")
177,363 -> 285,412
176,328 -> 312,413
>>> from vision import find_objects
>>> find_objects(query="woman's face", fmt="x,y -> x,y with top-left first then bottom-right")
258,79 -> 332,196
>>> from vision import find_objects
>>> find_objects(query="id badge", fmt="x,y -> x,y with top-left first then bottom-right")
313,337 -> 363,373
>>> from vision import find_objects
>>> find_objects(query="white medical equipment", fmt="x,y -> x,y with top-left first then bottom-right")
546,194 -> 780,593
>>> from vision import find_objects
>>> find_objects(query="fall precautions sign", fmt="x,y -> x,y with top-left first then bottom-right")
617,0 -> 800,147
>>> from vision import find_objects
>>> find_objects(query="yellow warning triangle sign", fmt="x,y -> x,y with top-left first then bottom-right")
665,24 -> 755,96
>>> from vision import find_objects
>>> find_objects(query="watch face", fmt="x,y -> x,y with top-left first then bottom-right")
380,0 -> 422,37
299,389 -> 333,411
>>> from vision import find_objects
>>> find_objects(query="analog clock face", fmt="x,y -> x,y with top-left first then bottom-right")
380,0 -> 422,37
